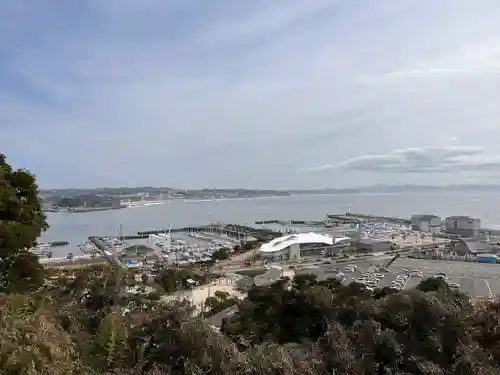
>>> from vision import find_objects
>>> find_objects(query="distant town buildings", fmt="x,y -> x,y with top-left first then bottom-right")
444,216 -> 481,238
410,214 -> 442,234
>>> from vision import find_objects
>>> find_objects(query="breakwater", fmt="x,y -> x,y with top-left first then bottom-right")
48,240 -> 70,247
345,212 -> 411,224
327,212 -> 411,225
35,240 -> 70,247
130,224 -> 281,241
255,219 -> 325,226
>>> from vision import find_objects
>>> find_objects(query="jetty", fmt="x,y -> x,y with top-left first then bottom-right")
327,212 -> 411,225
132,223 -> 281,241
255,220 -> 325,226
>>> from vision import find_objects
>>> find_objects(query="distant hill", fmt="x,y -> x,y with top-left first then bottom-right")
40,184 -> 499,198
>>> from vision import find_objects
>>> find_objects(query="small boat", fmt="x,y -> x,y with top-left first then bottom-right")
78,241 -> 96,253
29,243 -> 51,256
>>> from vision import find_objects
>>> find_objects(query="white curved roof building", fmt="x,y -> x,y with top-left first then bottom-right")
259,232 -> 349,254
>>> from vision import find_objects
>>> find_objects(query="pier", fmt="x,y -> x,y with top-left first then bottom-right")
255,219 -> 325,226
327,212 -> 411,225
134,224 -> 281,241
88,237 -> 122,267
345,212 -> 411,224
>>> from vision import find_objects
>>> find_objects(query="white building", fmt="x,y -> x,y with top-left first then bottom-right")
259,232 -> 350,261
410,214 -> 442,233
444,216 -> 481,237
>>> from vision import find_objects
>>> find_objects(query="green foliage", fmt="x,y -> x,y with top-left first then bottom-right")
211,247 -> 230,261
203,290 -> 239,316
154,267 -> 214,294
417,276 -> 449,292
0,153 -> 48,293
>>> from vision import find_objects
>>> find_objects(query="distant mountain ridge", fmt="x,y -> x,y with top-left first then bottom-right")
40,184 -> 499,197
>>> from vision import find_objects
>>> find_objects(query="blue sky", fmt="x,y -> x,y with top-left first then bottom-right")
2,0 -> 500,189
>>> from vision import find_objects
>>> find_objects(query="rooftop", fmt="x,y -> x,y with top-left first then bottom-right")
411,214 -> 441,221
259,232 -> 347,253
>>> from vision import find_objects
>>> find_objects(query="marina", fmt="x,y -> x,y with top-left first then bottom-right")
36,214 -> 445,268
33,189 -> 500,268
87,225 -> 252,269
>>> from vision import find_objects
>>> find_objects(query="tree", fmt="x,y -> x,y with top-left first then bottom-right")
0,251 -> 45,292
204,290 -> 239,316
211,247 -> 231,261
0,153 -> 48,292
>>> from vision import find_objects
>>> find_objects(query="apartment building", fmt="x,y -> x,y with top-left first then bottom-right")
444,216 -> 481,237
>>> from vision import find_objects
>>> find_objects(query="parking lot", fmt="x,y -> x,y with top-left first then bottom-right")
336,263 -> 419,292
312,257 -> 500,298
390,258 -> 500,298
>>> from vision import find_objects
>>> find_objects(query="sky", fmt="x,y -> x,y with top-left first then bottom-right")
2,0 -> 500,189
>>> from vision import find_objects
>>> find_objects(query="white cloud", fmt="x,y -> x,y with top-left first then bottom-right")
303,146 -> 500,174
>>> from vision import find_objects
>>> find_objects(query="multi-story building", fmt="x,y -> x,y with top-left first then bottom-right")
444,216 -> 481,237
410,214 -> 442,233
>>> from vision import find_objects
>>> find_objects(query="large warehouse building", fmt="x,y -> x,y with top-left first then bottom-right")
259,232 -> 350,261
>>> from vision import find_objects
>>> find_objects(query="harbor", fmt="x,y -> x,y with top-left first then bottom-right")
33,215 -> 429,268
86,224 -> 260,269
34,199 -> 500,269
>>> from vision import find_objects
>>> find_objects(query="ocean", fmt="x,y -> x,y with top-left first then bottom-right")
40,192 -> 500,257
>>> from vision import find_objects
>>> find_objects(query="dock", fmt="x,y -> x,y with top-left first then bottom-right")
88,237 -> 123,267
345,212 -> 411,224
134,224 -> 281,241
255,220 -> 325,226
328,212 -> 411,225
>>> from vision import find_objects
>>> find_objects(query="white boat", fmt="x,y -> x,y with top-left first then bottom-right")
78,241 -> 97,253
29,243 -> 50,256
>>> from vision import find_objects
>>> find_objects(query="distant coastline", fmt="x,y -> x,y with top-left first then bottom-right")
41,184 -> 500,214
44,194 -> 294,213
